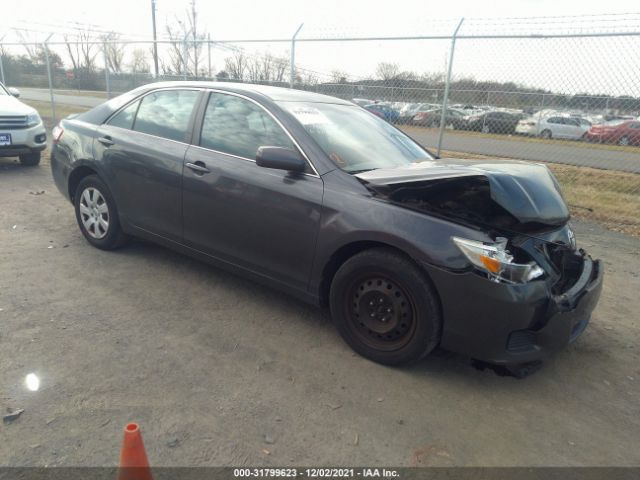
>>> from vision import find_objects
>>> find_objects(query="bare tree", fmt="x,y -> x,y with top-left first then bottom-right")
224,50 -> 247,81
130,49 -> 150,74
246,56 -> 262,82
15,30 -> 38,60
64,34 -> 80,70
330,70 -> 347,83
101,32 -> 125,73
63,29 -> 98,71
272,56 -> 288,83
78,30 -> 98,71
301,71 -> 319,86
375,62 -> 400,81
165,23 -> 188,75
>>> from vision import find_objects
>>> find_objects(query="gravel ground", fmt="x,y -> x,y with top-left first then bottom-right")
1,157 -> 639,467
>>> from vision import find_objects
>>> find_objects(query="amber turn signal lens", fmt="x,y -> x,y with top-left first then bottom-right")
480,255 -> 501,273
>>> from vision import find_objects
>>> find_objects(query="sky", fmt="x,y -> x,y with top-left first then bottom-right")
3,0 -> 640,96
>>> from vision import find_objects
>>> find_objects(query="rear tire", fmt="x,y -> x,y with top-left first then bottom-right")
19,152 -> 41,166
329,248 -> 442,366
540,129 -> 552,139
74,175 -> 130,250
618,136 -> 630,146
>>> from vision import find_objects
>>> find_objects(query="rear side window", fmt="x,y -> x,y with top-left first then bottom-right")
200,92 -> 294,159
133,90 -> 199,142
107,100 -> 140,129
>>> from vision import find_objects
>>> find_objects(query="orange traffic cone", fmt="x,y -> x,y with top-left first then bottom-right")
117,423 -> 153,480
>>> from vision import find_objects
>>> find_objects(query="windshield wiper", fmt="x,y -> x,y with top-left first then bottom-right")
349,168 -> 379,174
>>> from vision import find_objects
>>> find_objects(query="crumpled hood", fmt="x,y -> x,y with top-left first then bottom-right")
0,94 -> 36,115
355,158 -> 570,226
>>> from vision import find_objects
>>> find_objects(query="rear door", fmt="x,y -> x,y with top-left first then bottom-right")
182,91 -> 324,292
94,88 -> 201,242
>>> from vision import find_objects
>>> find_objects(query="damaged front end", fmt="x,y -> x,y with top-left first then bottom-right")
355,160 -> 580,288
355,159 -> 604,365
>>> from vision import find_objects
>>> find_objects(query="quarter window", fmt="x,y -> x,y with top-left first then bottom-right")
133,90 -> 199,142
107,100 -> 140,129
200,92 -> 294,159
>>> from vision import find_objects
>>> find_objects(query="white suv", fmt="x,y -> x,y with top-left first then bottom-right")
0,83 -> 47,166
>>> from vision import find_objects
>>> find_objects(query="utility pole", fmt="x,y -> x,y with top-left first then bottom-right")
191,0 -> 198,78
151,0 -> 159,77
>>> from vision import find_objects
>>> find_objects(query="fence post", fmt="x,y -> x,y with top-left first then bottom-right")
207,34 -> 212,79
436,17 -> 464,157
290,23 -> 304,89
183,36 -> 189,80
103,42 -> 111,99
0,35 -> 5,85
43,35 -> 56,124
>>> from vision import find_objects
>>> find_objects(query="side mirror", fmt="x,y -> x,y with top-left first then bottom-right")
8,87 -> 20,98
256,146 -> 306,173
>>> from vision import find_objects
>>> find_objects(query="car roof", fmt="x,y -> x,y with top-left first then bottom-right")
134,81 -> 354,105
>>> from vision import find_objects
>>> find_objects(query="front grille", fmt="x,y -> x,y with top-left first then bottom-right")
0,115 -> 29,129
507,330 -> 537,353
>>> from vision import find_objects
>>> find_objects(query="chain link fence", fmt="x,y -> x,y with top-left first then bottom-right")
1,14 -> 639,234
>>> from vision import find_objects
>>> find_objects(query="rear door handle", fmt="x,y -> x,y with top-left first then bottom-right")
98,136 -> 114,147
185,161 -> 210,175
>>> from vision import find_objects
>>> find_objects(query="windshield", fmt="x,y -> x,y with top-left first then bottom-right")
279,101 -> 432,173
0,83 -> 8,96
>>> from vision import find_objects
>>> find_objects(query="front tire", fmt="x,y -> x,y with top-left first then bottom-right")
329,248 -> 441,366
540,129 -> 552,139
19,152 -> 41,166
74,175 -> 130,250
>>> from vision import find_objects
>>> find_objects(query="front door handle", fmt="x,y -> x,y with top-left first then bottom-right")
186,161 -> 210,175
98,136 -> 114,147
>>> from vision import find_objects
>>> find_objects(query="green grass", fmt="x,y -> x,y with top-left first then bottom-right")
22,100 -> 89,129
441,149 -> 640,237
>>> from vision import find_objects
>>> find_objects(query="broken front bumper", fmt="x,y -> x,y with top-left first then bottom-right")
423,253 -> 603,365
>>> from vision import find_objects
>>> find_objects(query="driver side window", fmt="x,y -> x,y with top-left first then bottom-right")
200,92 -> 294,159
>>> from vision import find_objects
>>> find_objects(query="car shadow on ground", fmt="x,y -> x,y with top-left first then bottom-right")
115,238 -> 531,382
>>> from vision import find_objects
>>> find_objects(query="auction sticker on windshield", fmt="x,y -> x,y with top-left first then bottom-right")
285,106 -> 330,125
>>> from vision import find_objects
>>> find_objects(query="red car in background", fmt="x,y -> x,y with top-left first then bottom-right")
585,119 -> 640,146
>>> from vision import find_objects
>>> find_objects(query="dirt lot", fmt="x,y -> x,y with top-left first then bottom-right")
1,157 -> 639,467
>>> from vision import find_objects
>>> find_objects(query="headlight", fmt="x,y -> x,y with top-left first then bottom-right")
452,236 -> 544,284
27,113 -> 42,127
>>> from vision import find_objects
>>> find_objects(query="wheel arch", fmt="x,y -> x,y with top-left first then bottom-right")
68,165 -> 100,202
318,240 -> 441,309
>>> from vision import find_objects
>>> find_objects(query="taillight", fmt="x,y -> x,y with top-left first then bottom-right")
52,125 -> 64,143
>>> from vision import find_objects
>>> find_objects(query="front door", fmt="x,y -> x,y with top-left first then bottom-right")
182,91 -> 324,293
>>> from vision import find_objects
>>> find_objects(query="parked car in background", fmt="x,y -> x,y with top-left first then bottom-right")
352,98 -> 373,107
50,81 -> 602,370
0,83 -> 47,166
412,108 -> 464,128
585,119 -> 640,146
397,103 -> 434,124
458,111 -> 520,134
364,104 -> 400,123
516,115 -> 591,140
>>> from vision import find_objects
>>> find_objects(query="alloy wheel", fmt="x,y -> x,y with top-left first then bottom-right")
79,187 -> 110,239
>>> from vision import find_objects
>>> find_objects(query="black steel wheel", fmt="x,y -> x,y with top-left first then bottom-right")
330,248 -> 441,365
